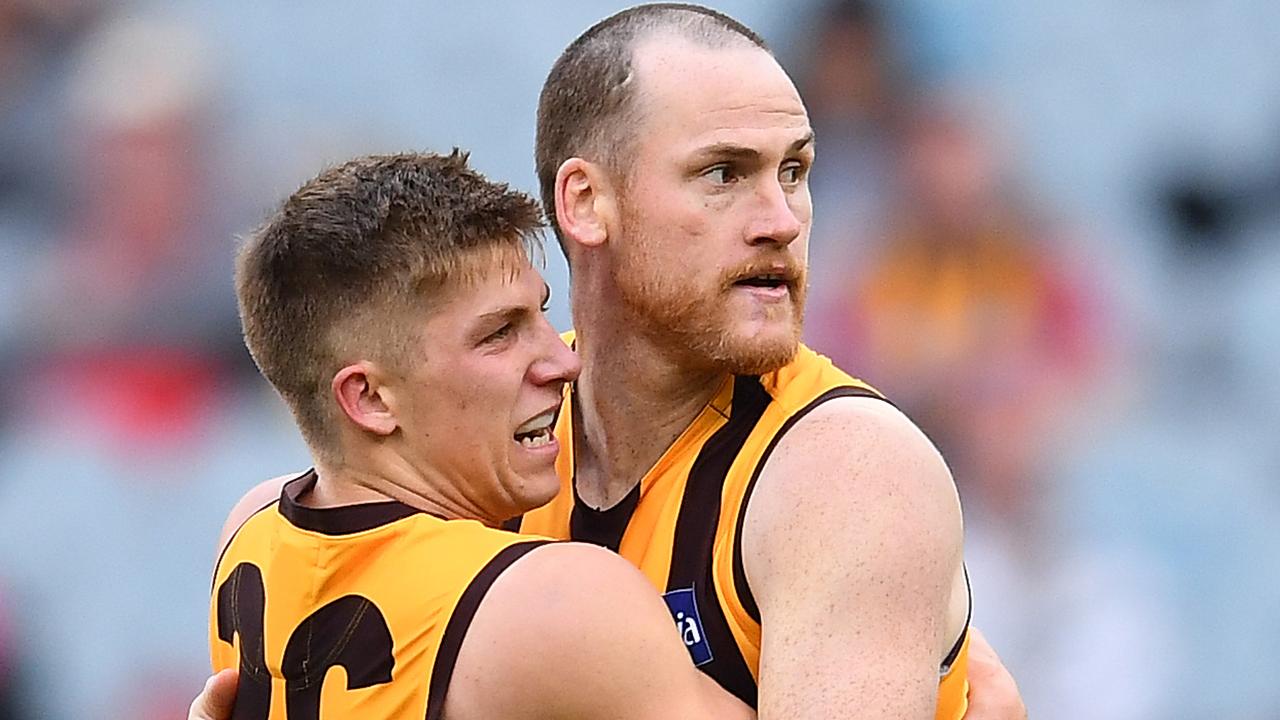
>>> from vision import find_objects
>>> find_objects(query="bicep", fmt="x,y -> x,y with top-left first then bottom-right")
450,543 -> 753,720
743,398 -> 963,719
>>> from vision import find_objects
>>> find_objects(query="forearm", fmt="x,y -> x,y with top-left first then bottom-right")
959,628 -> 1026,720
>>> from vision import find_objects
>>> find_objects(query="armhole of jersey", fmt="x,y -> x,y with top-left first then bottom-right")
941,564 -> 972,674
209,498 -> 280,594
500,515 -> 523,532
424,540 -> 552,720
730,386 -> 890,624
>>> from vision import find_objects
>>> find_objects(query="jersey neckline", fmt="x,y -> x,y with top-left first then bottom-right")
280,470 -> 430,535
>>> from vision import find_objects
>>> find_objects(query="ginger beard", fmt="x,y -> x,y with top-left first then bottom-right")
610,197 -> 808,376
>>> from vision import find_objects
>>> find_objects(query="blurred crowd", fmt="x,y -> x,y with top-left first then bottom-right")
0,1 -> 1277,717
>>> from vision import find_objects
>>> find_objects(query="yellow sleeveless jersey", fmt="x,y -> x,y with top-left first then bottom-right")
519,340 -> 970,718
210,471 -> 549,720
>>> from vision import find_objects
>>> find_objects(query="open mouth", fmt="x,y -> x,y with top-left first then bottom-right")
514,426 -> 554,448
513,409 -> 557,448
733,273 -> 790,290
731,268 -> 796,297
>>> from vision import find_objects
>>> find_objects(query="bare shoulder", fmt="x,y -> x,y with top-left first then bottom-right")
477,541 -> 657,621
776,394 -> 944,471
454,541 -> 665,672
446,542 -> 750,720
742,392 -> 963,597
215,473 -> 299,558
764,394 -> 957,510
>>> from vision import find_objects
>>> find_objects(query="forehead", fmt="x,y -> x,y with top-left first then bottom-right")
432,253 -> 543,313
629,37 -> 810,155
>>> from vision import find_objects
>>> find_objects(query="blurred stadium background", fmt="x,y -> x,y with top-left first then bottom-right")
0,0 -> 1277,717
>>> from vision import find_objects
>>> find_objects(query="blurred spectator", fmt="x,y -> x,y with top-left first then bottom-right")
811,102 -> 1102,463
0,0 -> 101,209
794,0 -> 912,292
0,0 -> 103,407
0,12 -> 307,719
806,99 -> 1179,718
17,14 -> 247,446
1121,133 -> 1280,717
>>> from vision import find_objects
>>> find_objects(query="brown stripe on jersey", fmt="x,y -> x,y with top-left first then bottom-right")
569,479 -> 640,552
730,386 -> 888,625
279,470 -> 426,535
425,540 -> 552,720
666,375 -> 772,707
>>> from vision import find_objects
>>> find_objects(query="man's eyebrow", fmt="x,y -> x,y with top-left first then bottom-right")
790,131 -> 816,153
473,305 -> 525,327
689,132 -> 816,164
690,143 -> 762,163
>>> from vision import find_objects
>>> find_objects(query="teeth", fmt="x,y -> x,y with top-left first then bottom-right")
514,410 -> 556,436
518,427 -> 554,448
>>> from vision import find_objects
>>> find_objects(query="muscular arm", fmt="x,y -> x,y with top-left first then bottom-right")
447,542 -> 754,720
743,397 -> 965,719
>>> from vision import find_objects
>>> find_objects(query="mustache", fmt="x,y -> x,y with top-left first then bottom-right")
722,257 -> 806,288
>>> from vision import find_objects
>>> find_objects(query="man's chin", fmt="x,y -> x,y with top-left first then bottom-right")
511,471 -> 562,513
716,327 -> 800,376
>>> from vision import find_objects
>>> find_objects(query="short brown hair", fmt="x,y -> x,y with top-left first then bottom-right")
535,3 -> 769,256
237,150 -> 543,451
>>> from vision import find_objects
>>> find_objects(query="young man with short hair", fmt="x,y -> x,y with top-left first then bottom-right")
209,151 -> 753,720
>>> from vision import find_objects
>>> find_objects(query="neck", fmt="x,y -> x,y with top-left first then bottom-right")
308,449 -> 505,527
571,311 -> 725,510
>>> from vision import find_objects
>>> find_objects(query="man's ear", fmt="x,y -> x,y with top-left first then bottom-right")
554,157 -> 618,252
332,362 -> 397,436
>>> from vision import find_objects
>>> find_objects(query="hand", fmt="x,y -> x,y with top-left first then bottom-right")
966,627 -> 1027,720
188,668 -> 237,720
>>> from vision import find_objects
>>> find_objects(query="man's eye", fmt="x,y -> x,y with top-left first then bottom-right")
780,163 -> 806,184
486,324 -> 513,343
705,164 -> 736,184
